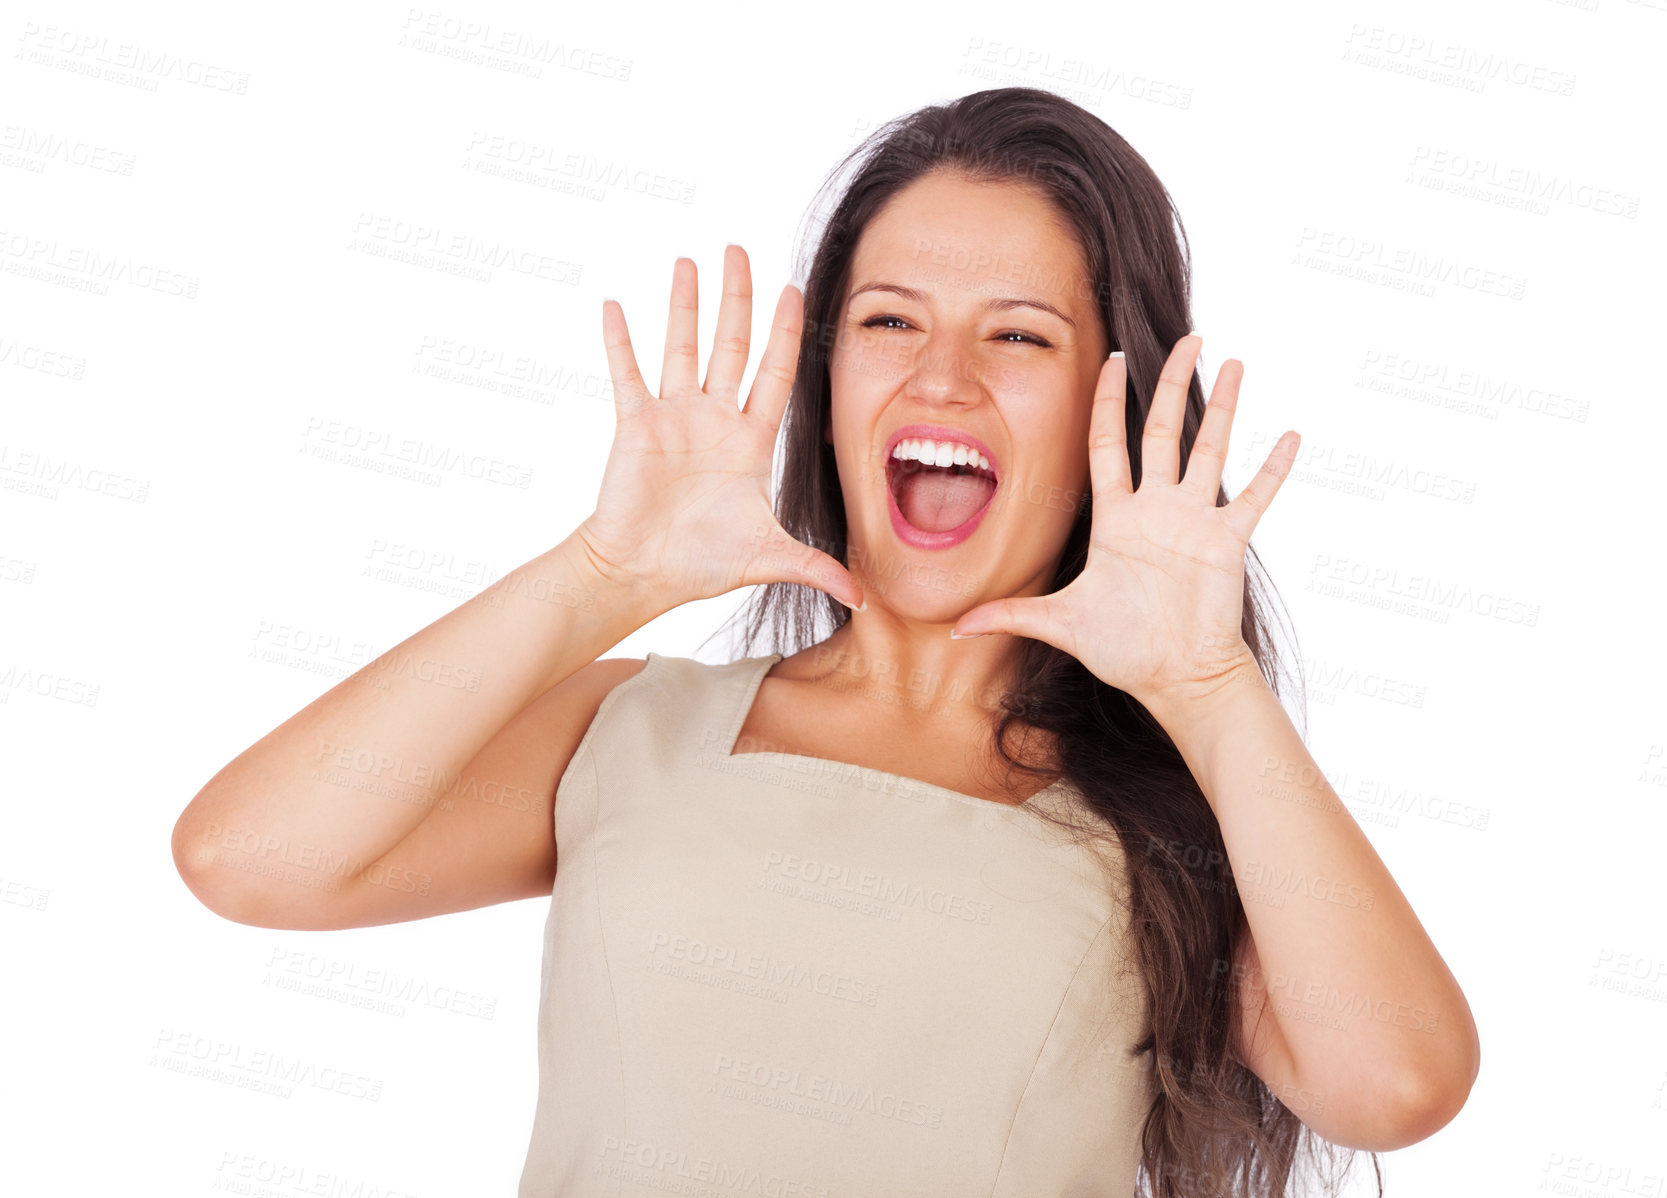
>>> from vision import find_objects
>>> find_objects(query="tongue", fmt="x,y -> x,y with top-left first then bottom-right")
897,466 -> 995,533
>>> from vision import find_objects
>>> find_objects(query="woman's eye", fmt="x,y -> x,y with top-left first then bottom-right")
859,315 -> 1050,348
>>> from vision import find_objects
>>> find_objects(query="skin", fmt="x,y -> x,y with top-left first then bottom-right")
952,317 -> 1482,1150
742,169 -> 1107,799
748,168 -> 1481,1150
590,167 -> 1480,1150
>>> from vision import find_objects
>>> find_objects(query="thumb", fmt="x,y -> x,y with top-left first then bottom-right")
950,596 -> 1059,645
751,527 -> 866,611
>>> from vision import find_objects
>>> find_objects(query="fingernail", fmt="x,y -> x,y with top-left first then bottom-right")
1108,350 -> 1124,359
949,630 -> 983,640
855,597 -> 868,612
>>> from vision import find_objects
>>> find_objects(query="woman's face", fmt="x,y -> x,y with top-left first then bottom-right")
826,169 -> 1110,619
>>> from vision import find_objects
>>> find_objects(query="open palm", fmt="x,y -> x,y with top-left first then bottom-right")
576,247 -> 865,612
951,336 -> 1298,708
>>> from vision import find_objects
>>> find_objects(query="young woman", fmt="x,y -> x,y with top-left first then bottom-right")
173,87 -> 1479,1196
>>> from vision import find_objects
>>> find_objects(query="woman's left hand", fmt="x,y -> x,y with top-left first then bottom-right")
950,335 -> 1299,711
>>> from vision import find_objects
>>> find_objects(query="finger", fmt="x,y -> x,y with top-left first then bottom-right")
1222,430 -> 1299,542
750,525 -> 865,610
660,256 -> 700,397
950,595 -> 1068,653
600,298 -> 651,418
1180,357 -> 1243,502
702,244 -> 753,402
1088,352 -> 1134,526
741,283 -> 804,430
1143,334 -> 1201,487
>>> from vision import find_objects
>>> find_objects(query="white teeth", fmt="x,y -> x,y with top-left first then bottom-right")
890,438 -> 993,475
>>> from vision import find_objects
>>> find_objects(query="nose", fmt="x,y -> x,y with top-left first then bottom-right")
902,333 -> 989,407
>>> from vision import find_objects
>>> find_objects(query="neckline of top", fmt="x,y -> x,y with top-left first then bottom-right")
718,652 -> 1069,813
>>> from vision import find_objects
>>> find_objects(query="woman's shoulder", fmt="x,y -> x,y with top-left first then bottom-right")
578,652 -> 774,711
639,651 -> 778,678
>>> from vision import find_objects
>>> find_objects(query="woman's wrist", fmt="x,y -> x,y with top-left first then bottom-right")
546,527 -> 679,637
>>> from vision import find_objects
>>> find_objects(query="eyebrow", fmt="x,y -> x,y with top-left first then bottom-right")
847,281 -> 1077,329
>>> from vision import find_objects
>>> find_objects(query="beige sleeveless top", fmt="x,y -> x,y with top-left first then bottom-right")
518,651 -> 1156,1196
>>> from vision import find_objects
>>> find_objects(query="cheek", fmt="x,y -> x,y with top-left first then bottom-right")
1010,395 -> 1094,526
1005,374 -> 1092,463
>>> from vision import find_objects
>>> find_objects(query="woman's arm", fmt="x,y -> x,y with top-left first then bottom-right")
173,248 -> 867,930
948,338 -> 1480,1151
1144,669 -> 1482,1152
171,530 -> 664,926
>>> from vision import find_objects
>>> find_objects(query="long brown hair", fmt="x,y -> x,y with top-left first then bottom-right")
704,87 -> 1382,1198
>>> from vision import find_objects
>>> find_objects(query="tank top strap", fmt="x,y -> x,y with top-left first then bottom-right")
636,651 -> 782,765
711,651 -> 782,756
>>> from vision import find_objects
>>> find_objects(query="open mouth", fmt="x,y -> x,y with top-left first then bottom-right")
884,439 -> 1000,535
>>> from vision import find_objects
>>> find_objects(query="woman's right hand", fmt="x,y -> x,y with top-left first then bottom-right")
573,245 -> 867,613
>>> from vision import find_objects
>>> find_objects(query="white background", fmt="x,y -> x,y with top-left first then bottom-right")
3,0 -> 1663,1194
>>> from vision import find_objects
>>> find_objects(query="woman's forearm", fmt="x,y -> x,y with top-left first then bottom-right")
1143,670 -> 1482,1141
171,530 -> 664,914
